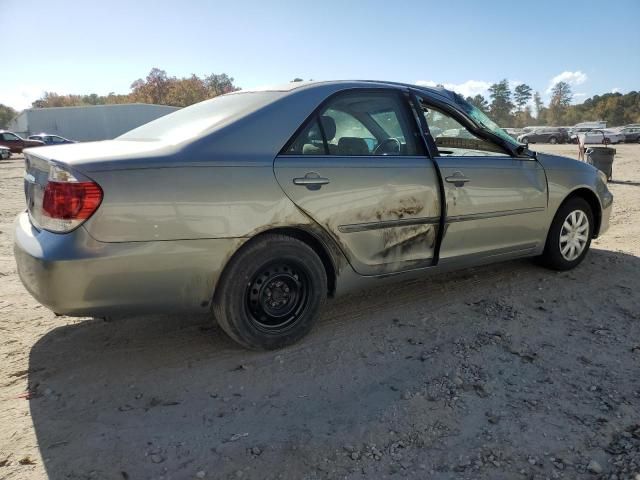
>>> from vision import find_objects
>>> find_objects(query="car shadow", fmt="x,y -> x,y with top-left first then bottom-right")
26,248 -> 640,479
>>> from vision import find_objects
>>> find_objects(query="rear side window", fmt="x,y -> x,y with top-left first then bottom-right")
284,91 -> 421,156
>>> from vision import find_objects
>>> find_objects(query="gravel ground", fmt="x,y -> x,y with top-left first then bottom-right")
0,144 -> 639,480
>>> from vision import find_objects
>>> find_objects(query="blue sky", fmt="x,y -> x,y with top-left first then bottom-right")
3,0 -> 639,110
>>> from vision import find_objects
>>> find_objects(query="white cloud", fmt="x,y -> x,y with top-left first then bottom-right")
415,79 -> 492,98
546,71 -> 588,93
611,87 -> 621,93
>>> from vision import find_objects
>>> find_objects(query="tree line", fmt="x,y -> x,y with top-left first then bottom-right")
466,79 -> 640,128
1,70 -> 638,129
30,68 -> 239,110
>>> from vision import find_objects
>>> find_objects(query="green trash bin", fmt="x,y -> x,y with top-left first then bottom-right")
586,146 -> 615,181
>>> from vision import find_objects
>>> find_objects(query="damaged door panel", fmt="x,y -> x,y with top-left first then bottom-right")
274,156 -> 441,275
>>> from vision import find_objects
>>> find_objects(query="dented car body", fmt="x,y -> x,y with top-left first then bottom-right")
14,80 -> 613,349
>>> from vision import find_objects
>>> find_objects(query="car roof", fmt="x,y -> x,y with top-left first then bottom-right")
235,79 -> 458,103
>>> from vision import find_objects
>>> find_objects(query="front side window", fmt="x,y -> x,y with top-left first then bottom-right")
419,101 -> 509,157
284,91 -> 421,156
51,136 -> 65,143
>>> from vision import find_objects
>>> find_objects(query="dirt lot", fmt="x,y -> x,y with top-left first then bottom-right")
0,144 -> 639,480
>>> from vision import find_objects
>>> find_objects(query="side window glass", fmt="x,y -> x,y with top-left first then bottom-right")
421,104 -> 509,157
283,91 -> 421,156
285,118 -> 326,155
324,108 -> 376,155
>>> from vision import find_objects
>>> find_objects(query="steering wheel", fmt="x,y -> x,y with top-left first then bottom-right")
373,138 -> 401,155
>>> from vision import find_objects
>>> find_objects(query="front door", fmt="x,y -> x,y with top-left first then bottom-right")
274,89 -> 442,275
414,95 -> 548,264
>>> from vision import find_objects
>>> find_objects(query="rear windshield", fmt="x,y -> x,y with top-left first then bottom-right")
118,91 -> 283,142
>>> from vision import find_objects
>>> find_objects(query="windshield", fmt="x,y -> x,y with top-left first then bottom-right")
118,91 -> 283,142
451,94 -> 519,145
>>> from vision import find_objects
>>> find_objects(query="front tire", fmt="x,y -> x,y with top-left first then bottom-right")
549,136 -> 558,144
539,198 -> 594,271
213,234 -> 327,350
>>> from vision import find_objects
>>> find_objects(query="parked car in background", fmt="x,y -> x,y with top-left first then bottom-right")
502,128 -> 523,139
28,133 -> 76,145
582,129 -> 625,145
615,126 -> 640,143
14,80 -> 613,350
0,145 -> 10,160
517,127 -> 569,144
569,127 -> 595,143
0,131 -> 45,153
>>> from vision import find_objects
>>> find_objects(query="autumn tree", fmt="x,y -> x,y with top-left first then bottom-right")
547,81 -> 573,125
0,104 -> 17,128
165,75 -> 209,107
130,68 -> 174,105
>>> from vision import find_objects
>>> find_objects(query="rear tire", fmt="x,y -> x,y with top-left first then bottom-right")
549,136 -> 558,144
538,198 -> 594,271
212,234 -> 327,350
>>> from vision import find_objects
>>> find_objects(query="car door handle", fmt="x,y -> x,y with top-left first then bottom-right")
293,172 -> 330,190
445,172 -> 470,187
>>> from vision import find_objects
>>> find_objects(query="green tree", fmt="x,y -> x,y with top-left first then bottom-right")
488,79 -> 514,126
532,91 -> 546,123
0,104 -> 17,128
466,94 -> 489,112
513,84 -> 533,112
291,78 -> 304,82
204,73 -> 239,97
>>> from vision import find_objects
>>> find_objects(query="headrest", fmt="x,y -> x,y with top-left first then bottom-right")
338,137 -> 369,155
307,116 -> 336,143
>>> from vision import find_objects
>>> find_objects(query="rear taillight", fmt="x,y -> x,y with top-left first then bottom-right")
43,182 -> 102,220
37,163 -> 103,233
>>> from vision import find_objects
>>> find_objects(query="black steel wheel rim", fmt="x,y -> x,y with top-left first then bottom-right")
246,261 -> 310,333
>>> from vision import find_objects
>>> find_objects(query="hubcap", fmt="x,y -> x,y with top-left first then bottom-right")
246,262 -> 309,332
559,210 -> 589,261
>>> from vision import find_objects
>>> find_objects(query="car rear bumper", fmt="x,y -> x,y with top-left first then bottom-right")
13,211 -> 245,317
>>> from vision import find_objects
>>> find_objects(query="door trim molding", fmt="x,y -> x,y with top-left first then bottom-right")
338,216 -> 440,233
446,207 -> 545,223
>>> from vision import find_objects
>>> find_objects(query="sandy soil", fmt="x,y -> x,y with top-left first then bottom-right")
0,145 -> 639,480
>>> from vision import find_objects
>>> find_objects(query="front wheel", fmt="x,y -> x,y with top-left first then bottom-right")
549,136 -> 558,144
212,234 -> 327,350
538,198 -> 594,271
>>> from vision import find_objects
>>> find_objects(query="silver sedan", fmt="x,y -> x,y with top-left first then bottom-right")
14,81 -> 613,349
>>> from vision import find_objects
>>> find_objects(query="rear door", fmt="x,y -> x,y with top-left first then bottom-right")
413,93 -> 548,264
274,89 -> 442,276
